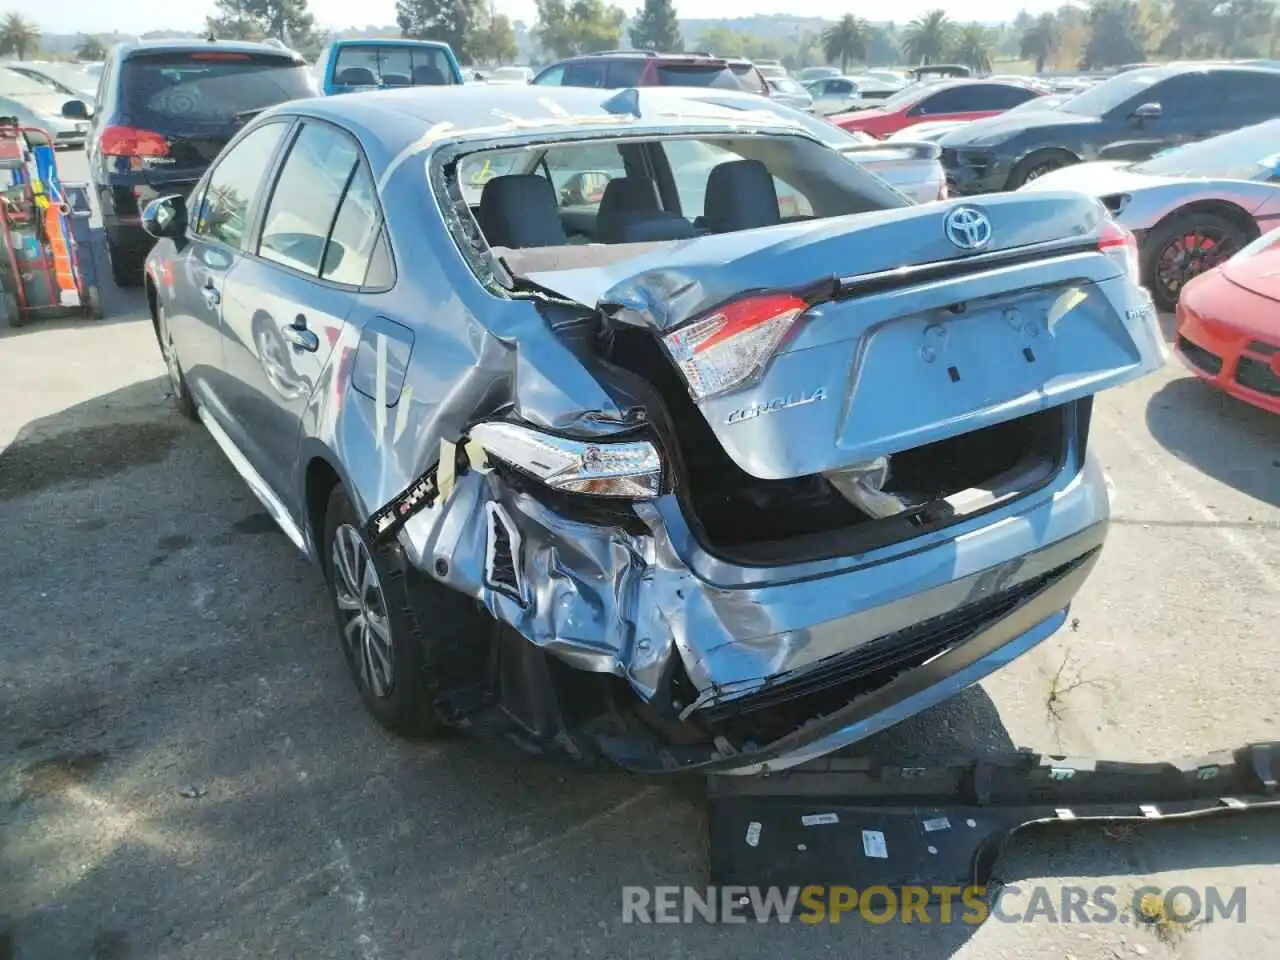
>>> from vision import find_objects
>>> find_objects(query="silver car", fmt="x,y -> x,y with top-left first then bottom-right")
1021,118 -> 1280,309
139,85 -> 1162,775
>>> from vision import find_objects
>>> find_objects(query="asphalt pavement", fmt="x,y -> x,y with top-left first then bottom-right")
1,151 -> 1278,960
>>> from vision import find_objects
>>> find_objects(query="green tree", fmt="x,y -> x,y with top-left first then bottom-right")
0,13 -> 40,60
866,23 -> 899,65
397,0 -> 486,61
629,0 -> 681,53
901,9 -> 954,65
951,22 -> 993,72
208,0 -> 316,47
1080,0 -> 1148,68
535,0 -> 625,58
472,12 -> 519,63
821,14 -> 868,72
1019,11 -> 1058,72
75,34 -> 108,61
695,25 -> 748,57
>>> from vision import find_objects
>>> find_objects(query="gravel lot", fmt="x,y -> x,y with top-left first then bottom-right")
1,152 -> 1278,960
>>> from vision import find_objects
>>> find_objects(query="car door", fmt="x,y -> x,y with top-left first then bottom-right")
165,119 -> 292,412
218,118 -> 379,500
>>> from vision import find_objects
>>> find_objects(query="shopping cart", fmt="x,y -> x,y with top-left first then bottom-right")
0,119 -> 102,327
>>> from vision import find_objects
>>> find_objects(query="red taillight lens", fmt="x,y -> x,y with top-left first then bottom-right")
100,125 -> 169,158
1097,218 -> 1140,283
190,52 -> 251,61
662,293 -> 808,400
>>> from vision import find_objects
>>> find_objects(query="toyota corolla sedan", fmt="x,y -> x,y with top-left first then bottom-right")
140,85 -> 1162,776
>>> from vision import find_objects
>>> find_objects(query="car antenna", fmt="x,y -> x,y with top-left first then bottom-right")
206,28 -> 217,42
601,88 -> 640,117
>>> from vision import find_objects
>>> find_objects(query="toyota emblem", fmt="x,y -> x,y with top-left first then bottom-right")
944,205 -> 992,251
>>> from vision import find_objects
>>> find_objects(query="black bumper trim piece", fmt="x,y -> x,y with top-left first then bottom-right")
706,741 -> 1280,892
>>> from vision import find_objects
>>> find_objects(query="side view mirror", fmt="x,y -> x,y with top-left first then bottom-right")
1132,102 -> 1162,121
559,170 -> 612,206
141,194 -> 188,239
61,99 -> 90,120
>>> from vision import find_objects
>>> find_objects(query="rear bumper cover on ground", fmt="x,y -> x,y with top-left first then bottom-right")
708,741 -> 1280,890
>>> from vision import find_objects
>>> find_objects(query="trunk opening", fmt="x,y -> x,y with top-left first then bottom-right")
601,325 -> 1073,566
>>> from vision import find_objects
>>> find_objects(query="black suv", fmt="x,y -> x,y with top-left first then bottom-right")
940,63 -> 1280,195
86,39 -> 318,286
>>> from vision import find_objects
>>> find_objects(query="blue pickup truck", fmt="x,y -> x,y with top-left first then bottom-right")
313,38 -> 464,95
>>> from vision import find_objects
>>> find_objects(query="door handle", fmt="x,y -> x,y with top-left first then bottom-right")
201,281 -> 220,306
283,314 -> 319,352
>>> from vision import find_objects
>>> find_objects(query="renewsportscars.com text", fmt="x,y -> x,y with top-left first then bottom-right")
621,884 -> 1247,925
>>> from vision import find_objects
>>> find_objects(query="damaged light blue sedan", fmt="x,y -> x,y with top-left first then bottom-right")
140,85 -> 1164,776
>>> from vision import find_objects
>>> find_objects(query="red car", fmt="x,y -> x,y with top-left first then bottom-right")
1175,232 -> 1280,414
830,79 -> 1046,139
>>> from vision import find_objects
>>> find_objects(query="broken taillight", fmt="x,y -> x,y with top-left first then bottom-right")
661,293 -> 808,400
469,421 -> 662,499
1097,218 -> 1140,283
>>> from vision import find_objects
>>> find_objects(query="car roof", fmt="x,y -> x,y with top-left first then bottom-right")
551,51 -> 729,66
117,38 -> 304,61
268,85 -> 809,169
331,38 -> 453,49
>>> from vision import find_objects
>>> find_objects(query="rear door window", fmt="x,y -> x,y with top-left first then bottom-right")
322,163 -> 383,286
192,121 -> 290,248
730,64 -> 768,95
256,121 -> 362,276
983,84 -> 1039,109
606,59 -> 646,87
331,44 -> 455,86
562,61 -> 607,88
654,63 -> 741,89
121,51 -> 315,129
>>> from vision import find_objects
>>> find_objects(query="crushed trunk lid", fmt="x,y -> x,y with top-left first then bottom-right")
523,192 -> 1163,479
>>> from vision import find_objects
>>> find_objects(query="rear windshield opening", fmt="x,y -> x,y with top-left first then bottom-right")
450,132 -> 909,265
122,52 -> 314,126
654,64 -> 742,89
332,45 -> 456,87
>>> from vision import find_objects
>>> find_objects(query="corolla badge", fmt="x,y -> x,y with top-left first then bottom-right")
725,387 -> 826,425
944,205 -> 992,251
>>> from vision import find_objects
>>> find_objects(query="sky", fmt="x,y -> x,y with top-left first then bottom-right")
25,0 -> 1064,37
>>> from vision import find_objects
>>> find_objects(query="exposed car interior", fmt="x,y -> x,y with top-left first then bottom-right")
455,133 -> 909,252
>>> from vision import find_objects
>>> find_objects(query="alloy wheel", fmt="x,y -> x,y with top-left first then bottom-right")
331,523 -> 395,699
1155,229 -> 1241,302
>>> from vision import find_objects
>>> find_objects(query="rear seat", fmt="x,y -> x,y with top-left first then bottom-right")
477,175 -> 567,248
702,159 -> 782,233
595,177 -> 698,244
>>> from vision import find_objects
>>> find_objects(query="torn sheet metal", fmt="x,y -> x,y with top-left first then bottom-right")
707,742 -> 1280,892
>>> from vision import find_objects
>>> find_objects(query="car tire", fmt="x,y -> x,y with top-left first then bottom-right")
322,486 -> 449,738
107,239 -> 143,288
1141,210 -> 1252,313
154,298 -> 198,421
1006,150 -> 1077,190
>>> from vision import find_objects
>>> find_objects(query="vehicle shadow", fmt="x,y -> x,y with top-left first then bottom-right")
4,379 -> 1274,959
0,227 -> 148,340
1145,376 -> 1280,507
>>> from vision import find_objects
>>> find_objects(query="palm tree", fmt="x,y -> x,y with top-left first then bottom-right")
0,13 -> 40,61
1019,12 -> 1059,72
952,23 -> 993,73
901,9 -> 954,65
821,14 -> 869,73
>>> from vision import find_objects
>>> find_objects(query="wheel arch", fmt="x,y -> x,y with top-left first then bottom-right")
1147,199 -> 1260,246
298,440 -> 360,565
1006,147 -> 1082,189
144,275 -> 160,345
